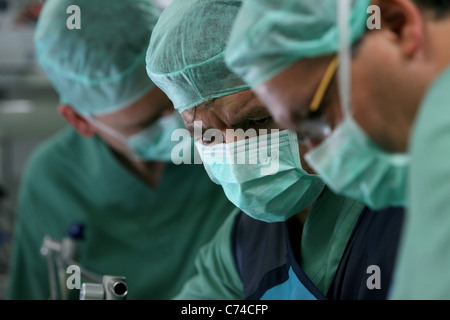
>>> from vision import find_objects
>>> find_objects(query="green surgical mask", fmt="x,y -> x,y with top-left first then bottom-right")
305,117 -> 409,210
196,130 -> 325,222
85,112 -> 189,162
304,0 -> 409,210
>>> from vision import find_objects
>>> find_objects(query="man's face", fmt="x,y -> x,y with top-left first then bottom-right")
254,54 -> 343,150
93,87 -> 174,159
255,29 -> 428,153
181,89 -> 315,174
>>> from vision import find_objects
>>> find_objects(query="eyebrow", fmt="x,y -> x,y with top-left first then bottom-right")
202,98 -> 216,110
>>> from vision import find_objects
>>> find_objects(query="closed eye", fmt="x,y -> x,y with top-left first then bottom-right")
249,117 -> 271,126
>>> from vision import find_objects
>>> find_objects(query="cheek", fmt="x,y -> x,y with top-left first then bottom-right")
351,65 -> 393,147
353,61 -> 404,146
351,73 -> 380,139
350,51 -> 383,127
350,34 -> 399,122
351,77 -> 374,117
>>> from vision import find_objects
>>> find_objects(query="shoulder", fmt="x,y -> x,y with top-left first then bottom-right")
21,127 -> 92,182
174,208 -> 244,300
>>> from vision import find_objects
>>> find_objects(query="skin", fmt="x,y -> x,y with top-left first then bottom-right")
181,89 -> 315,225
59,86 -> 174,188
255,0 -> 450,153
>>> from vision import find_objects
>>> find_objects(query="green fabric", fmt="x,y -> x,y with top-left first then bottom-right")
7,127 -> 235,300
145,0 -> 250,113
174,189 -> 363,299
174,208 -> 244,300
301,187 -> 365,294
390,67 -> 450,300
225,0 -> 370,88
35,0 -> 159,115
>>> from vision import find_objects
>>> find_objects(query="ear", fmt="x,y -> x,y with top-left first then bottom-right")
58,104 -> 96,137
375,0 -> 425,58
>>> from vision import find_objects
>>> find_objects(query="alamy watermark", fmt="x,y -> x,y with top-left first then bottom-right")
66,264 -> 382,291
367,5 -> 382,30
367,265 -> 381,290
65,4 -> 382,31
66,5 -> 81,30
170,123 -> 281,176
66,265 -> 81,290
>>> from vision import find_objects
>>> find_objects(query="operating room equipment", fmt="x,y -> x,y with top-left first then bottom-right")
40,222 -> 128,300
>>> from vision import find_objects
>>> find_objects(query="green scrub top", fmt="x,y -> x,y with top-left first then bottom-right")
390,67 -> 450,299
174,188 -> 364,299
7,127 -> 235,300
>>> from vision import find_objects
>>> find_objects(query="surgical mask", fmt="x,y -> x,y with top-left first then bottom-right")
305,117 -> 409,210
84,112 -> 190,162
196,130 -> 325,223
304,0 -> 409,210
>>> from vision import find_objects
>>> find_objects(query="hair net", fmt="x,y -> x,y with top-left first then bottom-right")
35,0 -> 161,115
146,0 -> 250,114
225,0 -> 371,88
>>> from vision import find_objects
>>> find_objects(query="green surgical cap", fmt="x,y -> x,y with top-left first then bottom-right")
225,0 -> 371,88
146,0 -> 250,113
35,0 -> 160,115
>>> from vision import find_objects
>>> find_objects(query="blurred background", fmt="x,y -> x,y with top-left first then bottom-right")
0,0 -> 66,299
0,0 -> 173,299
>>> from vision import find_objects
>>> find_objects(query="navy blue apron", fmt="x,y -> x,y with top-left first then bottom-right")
232,206 -> 405,300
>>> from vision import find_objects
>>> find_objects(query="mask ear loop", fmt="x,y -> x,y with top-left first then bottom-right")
337,0 -> 353,119
83,113 -> 150,163
82,114 -> 128,142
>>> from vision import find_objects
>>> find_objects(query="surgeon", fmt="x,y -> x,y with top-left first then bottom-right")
225,0 -> 450,299
7,0 -> 235,300
146,0 -> 404,300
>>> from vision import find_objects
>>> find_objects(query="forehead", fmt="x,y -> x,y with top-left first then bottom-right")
254,55 -> 334,118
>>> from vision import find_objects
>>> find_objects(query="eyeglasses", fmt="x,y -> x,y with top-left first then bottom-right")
297,56 -> 339,142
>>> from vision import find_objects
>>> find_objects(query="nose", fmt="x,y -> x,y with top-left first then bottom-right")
271,106 -> 304,132
304,137 -> 325,151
